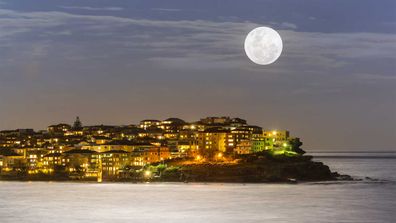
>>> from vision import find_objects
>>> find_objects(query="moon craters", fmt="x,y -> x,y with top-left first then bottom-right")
244,27 -> 283,65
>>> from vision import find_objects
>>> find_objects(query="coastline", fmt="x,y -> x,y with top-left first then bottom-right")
0,153 -> 352,183
1,155 -> 394,223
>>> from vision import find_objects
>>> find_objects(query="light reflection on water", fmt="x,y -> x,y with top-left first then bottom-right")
0,154 -> 395,223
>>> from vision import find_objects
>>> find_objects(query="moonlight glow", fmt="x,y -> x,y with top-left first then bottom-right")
244,27 -> 283,65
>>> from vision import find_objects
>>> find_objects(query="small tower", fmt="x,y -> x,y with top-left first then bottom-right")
72,116 -> 83,130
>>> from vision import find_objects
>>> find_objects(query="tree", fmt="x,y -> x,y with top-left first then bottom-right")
199,147 -> 217,161
289,138 -> 306,155
72,116 -> 83,130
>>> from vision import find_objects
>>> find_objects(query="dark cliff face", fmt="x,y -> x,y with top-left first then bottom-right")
158,153 -> 338,183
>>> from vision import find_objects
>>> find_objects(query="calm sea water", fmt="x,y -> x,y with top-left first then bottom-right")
0,152 -> 395,223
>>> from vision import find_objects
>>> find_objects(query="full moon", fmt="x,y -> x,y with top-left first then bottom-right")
244,27 -> 283,65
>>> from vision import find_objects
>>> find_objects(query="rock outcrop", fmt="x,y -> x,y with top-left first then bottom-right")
158,153 -> 340,183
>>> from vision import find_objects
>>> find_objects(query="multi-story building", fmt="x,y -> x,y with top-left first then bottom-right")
130,146 -> 171,166
139,119 -> 161,130
263,130 -> 290,149
159,118 -> 185,134
263,130 -> 289,141
81,141 -> 156,153
140,127 -> 164,140
0,148 -> 25,172
234,140 -> 252,154
230,127 -> 252,149
176,140 -> 199,157
101,150 -> 129,176
62,149 -> 99,173
47,124 -> 71,134
251,139 -> 267,152
89,136 -> 112,145
26,148 -> 47,170
198,128 -> 230,155
42,153 -> 62,173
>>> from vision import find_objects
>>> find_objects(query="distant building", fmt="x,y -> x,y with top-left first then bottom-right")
198,127 -> 231,155
263,130 -> 289,141
159,118 -> 185,134
234,140 -> 252,154
47,124 -> 71,134
263,130 -> 290,149
230,118 -> 247,127
62,149 -> 99,173
176,140 -> 199,157
200,116 -> 231,125
130,146 -> 171,166
42,153 -> 62,172
81,141 -> 155,153
230,127 -> 252,149
139,119 -> 161,130
101,150 -> 129,177
89,136 -> 112,145
251,139 -> 267,152
26,147 -> 47,170
0,148 -> 25,172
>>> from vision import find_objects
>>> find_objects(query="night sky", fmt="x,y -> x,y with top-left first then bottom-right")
0,0 -> 395,150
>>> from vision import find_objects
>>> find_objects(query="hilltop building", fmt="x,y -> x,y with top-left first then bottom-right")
0,116 -> 301,179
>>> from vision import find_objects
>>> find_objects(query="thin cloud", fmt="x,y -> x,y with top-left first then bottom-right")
0,8 -> 395,80
354,73 -> 396,81
59,6 -> 124,11
151,8 -> 182,12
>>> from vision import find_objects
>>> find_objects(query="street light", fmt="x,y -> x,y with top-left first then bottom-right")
144,170 -> 151,178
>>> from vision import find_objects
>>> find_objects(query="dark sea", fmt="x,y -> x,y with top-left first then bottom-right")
0,152 -> 395,223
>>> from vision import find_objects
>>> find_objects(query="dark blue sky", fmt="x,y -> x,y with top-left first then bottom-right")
0,0 -> 395,150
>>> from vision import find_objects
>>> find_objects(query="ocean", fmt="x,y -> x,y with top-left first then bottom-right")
0,152 -> 395,223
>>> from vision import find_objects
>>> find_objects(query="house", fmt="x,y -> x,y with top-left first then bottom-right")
0,148 -> 25,172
